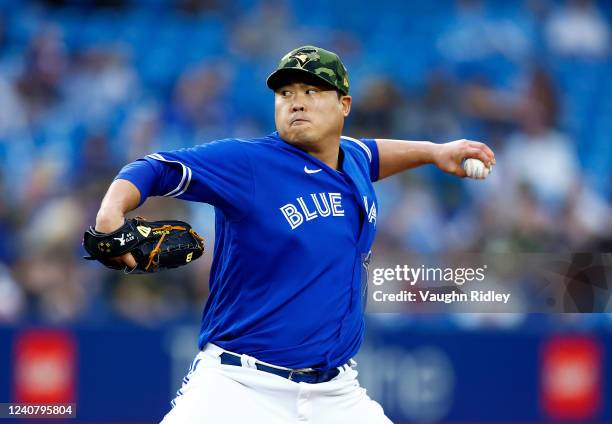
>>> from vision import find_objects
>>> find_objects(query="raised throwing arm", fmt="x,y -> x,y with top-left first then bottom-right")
375,138 -> 495,180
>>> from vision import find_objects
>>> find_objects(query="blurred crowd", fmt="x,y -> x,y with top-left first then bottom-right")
0,0 -> 610,325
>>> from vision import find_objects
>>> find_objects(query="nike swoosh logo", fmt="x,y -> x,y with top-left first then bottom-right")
304,166 -> 322,174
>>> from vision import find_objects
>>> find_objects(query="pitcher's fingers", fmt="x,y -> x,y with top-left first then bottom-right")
122,252 -> 137,269
468,142 -> 495,166
463,148 -> 491,167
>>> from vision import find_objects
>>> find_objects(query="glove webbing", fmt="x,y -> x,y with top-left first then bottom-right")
145,224 -> 204,271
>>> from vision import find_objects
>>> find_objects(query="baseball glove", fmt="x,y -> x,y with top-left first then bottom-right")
83,217 -> 205,273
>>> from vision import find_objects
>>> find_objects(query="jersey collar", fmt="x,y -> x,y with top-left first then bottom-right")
270,131 -> 347,176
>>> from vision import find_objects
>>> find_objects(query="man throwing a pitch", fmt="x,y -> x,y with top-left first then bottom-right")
94,46 -> 495,423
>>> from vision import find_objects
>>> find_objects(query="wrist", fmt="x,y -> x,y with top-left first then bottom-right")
423,141 -> 439,165
95,208 -> 126,233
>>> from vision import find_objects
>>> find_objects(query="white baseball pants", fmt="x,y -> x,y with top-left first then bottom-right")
160,343 -> 392,424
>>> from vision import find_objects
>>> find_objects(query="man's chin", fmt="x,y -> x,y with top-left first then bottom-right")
282,128 -> 314,146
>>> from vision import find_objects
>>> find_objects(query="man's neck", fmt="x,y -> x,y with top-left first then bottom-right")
308,143 -> 340,170
278,132 -> 342,170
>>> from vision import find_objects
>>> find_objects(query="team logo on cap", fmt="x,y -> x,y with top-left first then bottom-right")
287,48 -> 320,68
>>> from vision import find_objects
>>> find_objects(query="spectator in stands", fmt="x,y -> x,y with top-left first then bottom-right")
546,0 -> 610,58
15,25 -> 67,124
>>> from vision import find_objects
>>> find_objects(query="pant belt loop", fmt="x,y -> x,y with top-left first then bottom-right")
240,354 -> 258,369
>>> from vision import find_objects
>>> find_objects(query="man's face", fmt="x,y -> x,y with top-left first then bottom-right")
274,79 -> 351,149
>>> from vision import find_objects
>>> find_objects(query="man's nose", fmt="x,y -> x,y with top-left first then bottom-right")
291,92 -> 306,112
292,103 -> 305,112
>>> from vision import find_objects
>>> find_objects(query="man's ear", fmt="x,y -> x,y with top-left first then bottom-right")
341,95 -> 352,117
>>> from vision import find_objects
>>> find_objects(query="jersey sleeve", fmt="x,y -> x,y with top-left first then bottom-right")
340,136 -> 380,182
360,138 -> 379,182
116,139 -> 254,219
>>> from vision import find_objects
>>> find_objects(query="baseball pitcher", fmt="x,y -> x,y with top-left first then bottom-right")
91,46 -> 495,423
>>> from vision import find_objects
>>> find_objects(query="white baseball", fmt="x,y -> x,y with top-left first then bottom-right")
463,158 -> 491,179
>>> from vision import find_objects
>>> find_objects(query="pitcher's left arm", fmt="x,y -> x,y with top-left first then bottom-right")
375,138 -> 495,180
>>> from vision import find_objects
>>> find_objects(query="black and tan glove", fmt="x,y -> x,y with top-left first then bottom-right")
83,217 -> 205,273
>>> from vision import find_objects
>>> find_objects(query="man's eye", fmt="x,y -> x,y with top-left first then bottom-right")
306,89 -> 318,95
281,90 -> 291,96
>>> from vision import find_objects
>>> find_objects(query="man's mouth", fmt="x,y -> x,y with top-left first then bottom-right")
291,118 -> 309,125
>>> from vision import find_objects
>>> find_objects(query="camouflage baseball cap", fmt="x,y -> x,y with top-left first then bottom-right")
266,45 -> 349,95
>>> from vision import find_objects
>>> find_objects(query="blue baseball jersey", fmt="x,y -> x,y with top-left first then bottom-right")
117,132 -> 379,370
